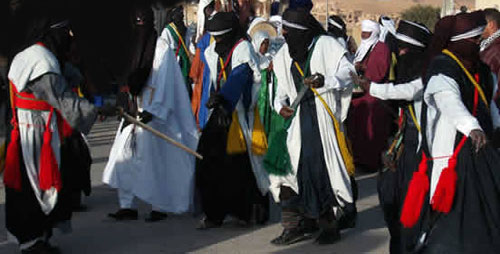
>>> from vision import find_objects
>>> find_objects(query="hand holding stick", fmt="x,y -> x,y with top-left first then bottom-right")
118,108 -> 203,160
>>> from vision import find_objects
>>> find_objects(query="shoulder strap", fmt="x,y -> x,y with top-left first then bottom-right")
217,39 -> 245,83
442,49 -> 489,109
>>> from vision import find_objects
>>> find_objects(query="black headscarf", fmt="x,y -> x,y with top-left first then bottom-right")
282,8 -> 326,62
327,15 -> 347,41
168,6 -> 186,38
447,11 -> 486,73
394,20 -> 432,83
207,12 -> 243,58
128,2 -> 157,96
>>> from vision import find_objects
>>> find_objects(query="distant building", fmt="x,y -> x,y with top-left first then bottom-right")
476,0 -> 500,10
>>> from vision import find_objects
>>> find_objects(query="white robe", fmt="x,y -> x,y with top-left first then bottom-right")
161,26 -> 195,59
8,44 -> 62,215
424,74 -> 500,199
103,36 -> 199,214
204,39 -> 270,195
271,35 -> 355,206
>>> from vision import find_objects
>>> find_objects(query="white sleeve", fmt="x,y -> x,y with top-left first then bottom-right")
317,55 -> 355,93
426,74 -> 482,136
490,73 -> 500,129
370,78 -> 423,101
273,80 -> 289,114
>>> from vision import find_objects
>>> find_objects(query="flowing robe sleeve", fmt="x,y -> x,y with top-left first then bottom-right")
27,73 -> 97,135
426,74 -> 482,137
370,78 -> 423,101
219,63 -> 253,113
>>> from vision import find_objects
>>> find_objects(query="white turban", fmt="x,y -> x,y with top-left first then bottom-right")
379,16 -> 396,42
354,20 -> 380,63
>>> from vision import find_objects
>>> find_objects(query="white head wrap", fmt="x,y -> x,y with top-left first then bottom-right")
196,0 -> 215,42
251,31 -> 271,69
354,20 -> 380,63
269,15 -> 283,35
379,16 -> 396,42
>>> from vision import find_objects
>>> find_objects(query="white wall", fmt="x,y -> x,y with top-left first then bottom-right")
476,0 -> 500,10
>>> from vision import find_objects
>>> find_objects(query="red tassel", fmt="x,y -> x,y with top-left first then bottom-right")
38,112 -> 62,191
400,153 -> 429,228
3,120 -> 22,191
431,157 -> 458,213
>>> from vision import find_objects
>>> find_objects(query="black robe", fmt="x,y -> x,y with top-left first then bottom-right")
195,49 -> 266,224
407,54 -> 500,253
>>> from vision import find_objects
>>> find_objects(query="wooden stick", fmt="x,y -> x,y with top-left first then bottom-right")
120,110 -> 203,160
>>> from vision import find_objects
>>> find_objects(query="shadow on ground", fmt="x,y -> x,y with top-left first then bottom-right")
0,119 -> 389,253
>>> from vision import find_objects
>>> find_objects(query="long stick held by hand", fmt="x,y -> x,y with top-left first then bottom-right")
119,109 -> 203,160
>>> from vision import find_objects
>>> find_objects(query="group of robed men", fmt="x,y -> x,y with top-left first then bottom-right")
4,0 -> 500,252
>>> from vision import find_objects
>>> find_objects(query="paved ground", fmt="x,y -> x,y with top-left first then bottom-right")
0,120 -> 390,253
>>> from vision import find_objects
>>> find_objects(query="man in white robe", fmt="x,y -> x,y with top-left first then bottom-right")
269,8 -> 355,245
161,5 -> 195,98
103,15 -> 199,222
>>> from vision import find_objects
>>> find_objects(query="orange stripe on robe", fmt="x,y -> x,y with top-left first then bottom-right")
190,48 -> 204,128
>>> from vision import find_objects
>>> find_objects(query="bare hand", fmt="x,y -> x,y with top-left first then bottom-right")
267,61 -> 273,71
355,62 -> 366,73
470,129 -> 487,153
279,106 -> 294,119
350,72 -> 370,91
304,73 -> 325,88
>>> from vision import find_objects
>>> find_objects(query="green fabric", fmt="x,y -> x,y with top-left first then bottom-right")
258,70 -> 285,136
166,23 -> 191,85
263,37 -> 318,176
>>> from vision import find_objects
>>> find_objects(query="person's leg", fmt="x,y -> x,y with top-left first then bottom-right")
145,206 -> 168,222
271,186 -> 313,245
315,208 -> 341,245
108,188 -> 138,220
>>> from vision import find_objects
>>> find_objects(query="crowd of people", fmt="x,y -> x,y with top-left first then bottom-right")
2,0 -> 500,253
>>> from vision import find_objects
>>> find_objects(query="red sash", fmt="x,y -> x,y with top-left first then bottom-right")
4,81 -> 72,192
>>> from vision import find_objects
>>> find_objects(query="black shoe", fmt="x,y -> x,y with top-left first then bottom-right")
196,217 -> 222,230
108,209 -> 138,221
145,211 -> 168,222
254,204 -> 269,225
22,241 -> 60,254
302,218 -> 319,237
270,228 -> 312,246
314,228 -> 341,245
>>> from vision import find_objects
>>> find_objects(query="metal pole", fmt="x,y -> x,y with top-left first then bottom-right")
326,0 -> 329,29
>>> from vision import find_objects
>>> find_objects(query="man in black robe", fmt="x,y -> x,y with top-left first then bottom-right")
400,11 -> 500,253
4,15 -> 102,253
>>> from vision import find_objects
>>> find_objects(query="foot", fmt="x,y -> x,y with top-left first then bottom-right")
314,228 -> 340,245
254,204 -> 269,225
43,242 -> 61,254
270,228 -> 313,245
108,209 -> 138,221
21,241 -> 60,254
197,217 -> 222,230
145,211 -> 168,222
